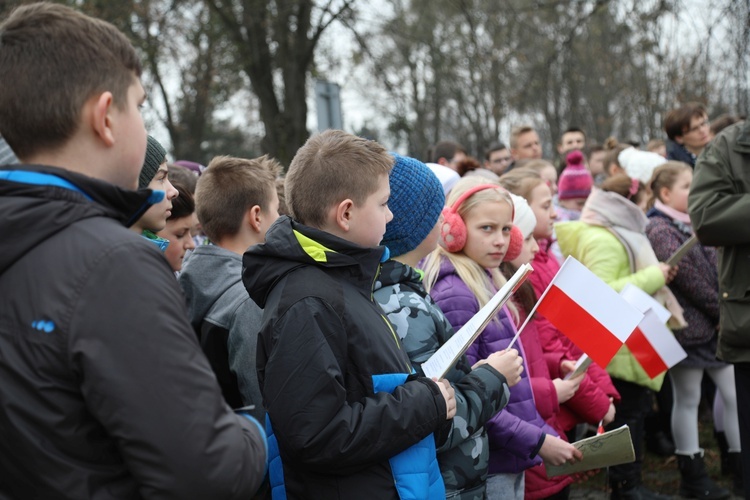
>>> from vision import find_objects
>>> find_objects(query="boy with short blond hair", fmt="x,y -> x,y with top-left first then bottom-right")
284,132 -> 393,227
180,154 -> 281,420
196,155 -> 280,243
0,3 -> 266,498
243,129 -> 456,499
510,125 -> 543,161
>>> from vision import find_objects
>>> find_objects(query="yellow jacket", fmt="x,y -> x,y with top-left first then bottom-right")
555,221 -> 666,391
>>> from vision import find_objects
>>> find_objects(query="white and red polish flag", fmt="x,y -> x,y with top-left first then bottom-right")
534,257 -> 644,368
624,310 -> 687,378
619,286 -> 687,378
619,284 -> 671,324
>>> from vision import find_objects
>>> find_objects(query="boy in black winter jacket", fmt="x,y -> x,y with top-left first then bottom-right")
0,4 -> 266,498
243,130 -> 456,499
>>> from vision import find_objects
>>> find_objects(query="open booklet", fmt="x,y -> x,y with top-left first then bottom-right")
545,425 -> 635,478
421,263 -> 534,380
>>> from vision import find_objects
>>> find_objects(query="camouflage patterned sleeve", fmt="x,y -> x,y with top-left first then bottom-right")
374,281 -> 510,453
438,364 -> 509,452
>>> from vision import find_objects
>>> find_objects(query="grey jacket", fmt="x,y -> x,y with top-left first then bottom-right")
0,164 -> 267,499
689,120 -> 750,362
179,244 -> 264,421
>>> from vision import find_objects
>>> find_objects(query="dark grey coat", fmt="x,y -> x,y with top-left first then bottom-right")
0,165 -> 266,499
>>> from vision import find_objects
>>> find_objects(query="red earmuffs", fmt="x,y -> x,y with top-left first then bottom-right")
440,184 -> 523,261
503,226 -> 525,262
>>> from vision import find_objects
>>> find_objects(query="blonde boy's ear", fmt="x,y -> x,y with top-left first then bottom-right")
332,198 -> 355,233
246,205 -> 263,233
89,92 -> 116,147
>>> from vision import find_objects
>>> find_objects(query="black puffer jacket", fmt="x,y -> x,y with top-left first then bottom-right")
0,165 -> 266,499
243,216 -> 448,499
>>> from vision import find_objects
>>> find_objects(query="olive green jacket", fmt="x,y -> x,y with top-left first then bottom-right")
689,120 -> 750,363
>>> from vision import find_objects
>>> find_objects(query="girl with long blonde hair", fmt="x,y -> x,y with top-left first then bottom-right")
423,176 -> 580,500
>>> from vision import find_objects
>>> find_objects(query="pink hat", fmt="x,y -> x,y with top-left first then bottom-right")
558,150 -> 593,200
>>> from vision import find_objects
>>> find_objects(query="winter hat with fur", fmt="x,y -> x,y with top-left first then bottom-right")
383,154 -> 445,257
558,150 -> 593,200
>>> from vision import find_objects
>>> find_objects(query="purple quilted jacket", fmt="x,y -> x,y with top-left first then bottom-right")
645,210 -> 720,346
429,258 -> 557,474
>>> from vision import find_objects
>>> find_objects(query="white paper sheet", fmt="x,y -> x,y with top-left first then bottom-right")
421,263 -> 533,380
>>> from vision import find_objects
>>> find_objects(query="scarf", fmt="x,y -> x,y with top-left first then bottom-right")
580,189 -> 687,329
653,199 -> 692,226
141,229 -> 170,252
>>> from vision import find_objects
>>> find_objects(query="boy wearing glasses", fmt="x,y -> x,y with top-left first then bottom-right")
665,102 -> 711,167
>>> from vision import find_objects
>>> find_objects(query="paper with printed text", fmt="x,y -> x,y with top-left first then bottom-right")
421,263 -> 533,380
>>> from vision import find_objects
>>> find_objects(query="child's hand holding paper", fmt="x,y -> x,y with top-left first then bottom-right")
473,349 -> 524,387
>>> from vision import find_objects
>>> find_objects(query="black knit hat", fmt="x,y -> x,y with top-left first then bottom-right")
139,135 -> 167,188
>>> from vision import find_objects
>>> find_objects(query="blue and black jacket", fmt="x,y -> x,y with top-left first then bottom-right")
244,216 -> 448,499
0,164 -> 267,498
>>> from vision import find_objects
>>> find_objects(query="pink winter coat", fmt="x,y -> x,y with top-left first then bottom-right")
515,303 -> 574,499
530,240 -> 621,431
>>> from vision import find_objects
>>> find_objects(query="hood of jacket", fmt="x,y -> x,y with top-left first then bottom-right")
736,119 -> 750,151
373,259 -> 424,295
180,244 -> 245,326
243,216 -> 389,309
0,164 -> 156,275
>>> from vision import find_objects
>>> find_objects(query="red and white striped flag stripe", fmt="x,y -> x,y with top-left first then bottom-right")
535,257 -> 644,368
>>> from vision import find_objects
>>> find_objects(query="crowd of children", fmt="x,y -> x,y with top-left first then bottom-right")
0,3 -> 747,500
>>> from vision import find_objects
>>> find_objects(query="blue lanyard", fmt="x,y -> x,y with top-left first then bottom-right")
0,170 -> 93,201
